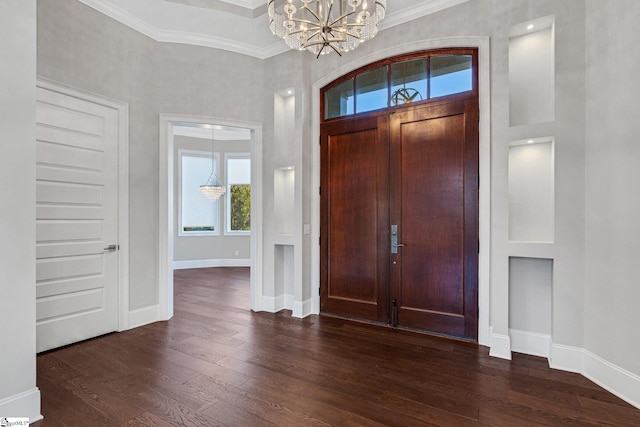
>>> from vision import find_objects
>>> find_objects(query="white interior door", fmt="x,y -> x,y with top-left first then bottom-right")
36,85 -> 119,352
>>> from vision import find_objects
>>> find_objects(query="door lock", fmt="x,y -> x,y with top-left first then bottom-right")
391,225 -> 405,254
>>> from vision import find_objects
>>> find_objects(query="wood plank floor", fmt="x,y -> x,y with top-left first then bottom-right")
34,267 -> 640,426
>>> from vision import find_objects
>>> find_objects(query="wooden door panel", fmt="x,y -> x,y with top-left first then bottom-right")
321,117 -> 389,322
400,114 -> 465,315
390,100 -> 478,340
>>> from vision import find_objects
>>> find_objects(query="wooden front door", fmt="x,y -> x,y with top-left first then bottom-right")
320,116 -> 390,323
320,98 -> 478,340
389,100 -> 478,340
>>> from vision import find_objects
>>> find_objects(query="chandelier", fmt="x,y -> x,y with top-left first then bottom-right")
199,129 -> 226,201
267,0 -> 386,57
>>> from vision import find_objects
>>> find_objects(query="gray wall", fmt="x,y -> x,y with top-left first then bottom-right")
37,0 -> 264,310
173,135 -> 251,262
0,0 -> 40,420
31,0 -> 640,406
585,0 -> 640,375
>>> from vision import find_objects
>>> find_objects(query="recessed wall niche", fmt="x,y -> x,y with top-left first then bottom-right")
509,257 -> 553,356
508,138 -> 554,242
274,167 -> 295,235
509,15 -> 555,126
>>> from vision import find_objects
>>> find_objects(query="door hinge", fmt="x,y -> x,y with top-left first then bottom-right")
319,287 -> 321,296
319,236 -> 321,246
478,240 -> 480,253
319,186 -> 321,196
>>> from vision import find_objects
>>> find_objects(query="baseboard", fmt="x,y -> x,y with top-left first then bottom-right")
126,305 -> 160,330
261,295 -> 285,313
173,259 -> 250,269
549,343 -> 640,410
509,329 -> 551,358
489,327 -> 512,360
549,343 -> 584,373
0,387 -> 42,423
583,350 -> 640,410
284,294 -> 294,311
292,298 -> 313,318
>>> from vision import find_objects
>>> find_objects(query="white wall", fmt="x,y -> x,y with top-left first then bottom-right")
173,136 -> 251,265
584,0 -> 640,405
0,0 -> 41,421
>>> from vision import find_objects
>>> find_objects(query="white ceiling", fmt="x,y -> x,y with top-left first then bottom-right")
78,0 -> 471,59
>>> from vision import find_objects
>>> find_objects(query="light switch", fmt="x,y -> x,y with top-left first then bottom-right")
303,224 -> 311,235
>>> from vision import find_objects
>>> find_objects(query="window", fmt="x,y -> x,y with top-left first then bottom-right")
322,49 -> 477,120
225,154 -> 251,234
179,149 -> 220,236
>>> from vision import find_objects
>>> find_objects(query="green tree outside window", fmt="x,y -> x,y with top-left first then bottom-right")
230,184 -> 251,231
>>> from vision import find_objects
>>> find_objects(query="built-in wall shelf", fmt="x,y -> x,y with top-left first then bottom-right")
508,137 -> 555,243
509,15 -> 555,127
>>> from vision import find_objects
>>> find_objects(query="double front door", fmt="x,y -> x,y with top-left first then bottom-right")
320,98 -> 479,340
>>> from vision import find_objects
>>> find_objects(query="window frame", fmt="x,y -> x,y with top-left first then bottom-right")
224,152 -> 251,236
178,148 -> 221,237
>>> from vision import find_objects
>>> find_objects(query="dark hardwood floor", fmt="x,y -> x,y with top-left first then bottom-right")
35,267 -> 640,426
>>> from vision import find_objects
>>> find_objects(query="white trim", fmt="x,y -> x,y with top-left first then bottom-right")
173,259 -> 251,269
381,0 -> 471,30
550,344 -> 640,410
509,329 -> 551,358
582,350 -> 640,410
292,298 -> 312,319
549,343 -> 584,373
159,114 -> 263,319
489,327 -> 513,360
310,36 -> 491,347
261,295 -> 285,313
77,0 -> 471,59
127,305 -> 160,329
35,78 -> 131,333
0,387 -> 42,423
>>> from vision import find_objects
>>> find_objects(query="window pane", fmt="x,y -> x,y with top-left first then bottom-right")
325,78 -> 354,119
391,59 -> 427,106
181,153 -> 218,233
430,55 -> 473,98
226,156 -> 251,232
227,158 -> 251,184
356,65 -> 388,114
230,184 -> 251,231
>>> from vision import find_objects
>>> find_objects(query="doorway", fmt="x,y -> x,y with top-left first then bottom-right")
158,115 -> 263,320
319,50 -> 479,340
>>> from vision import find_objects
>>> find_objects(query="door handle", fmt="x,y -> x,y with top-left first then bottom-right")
391,225 -> 405,254
103,244 -> 118,251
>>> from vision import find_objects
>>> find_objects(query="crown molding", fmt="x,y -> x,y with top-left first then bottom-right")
77,0 -> 472,59
381,0 -> 472,29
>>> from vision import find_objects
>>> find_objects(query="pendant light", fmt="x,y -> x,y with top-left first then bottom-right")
199,128 -> 226,201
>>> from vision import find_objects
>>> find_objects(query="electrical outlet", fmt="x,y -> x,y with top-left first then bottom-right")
234,250 -> 239,256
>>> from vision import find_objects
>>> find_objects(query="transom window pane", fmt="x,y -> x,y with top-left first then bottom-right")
321,50 -> 476,120
430,55 -> 473,98
325,78 -> 354,119
356,65 -> 388,114
391,59 -> 427,106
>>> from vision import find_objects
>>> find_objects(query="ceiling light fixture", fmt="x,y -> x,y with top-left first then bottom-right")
267,0 -> 386,58
200,128 -> 226,201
